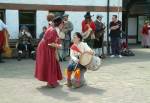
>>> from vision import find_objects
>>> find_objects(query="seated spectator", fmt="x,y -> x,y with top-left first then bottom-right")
16,25 -> 35,59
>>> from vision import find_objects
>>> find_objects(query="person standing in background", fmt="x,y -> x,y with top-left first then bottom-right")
82,12 -> 96,48
93,14 -> 105,58
59,14 -> 73,61
47,13 -> 55,27
141,21 -> 150,48
109,15 -> 122,58
39,26 -> 47,41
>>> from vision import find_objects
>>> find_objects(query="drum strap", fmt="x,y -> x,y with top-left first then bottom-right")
70,44 -> 82,53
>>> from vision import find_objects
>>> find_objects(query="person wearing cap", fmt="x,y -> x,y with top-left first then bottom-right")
93,14 -> 105,58
0,18 -> 8,63
81,12 -> 96,48
35,16 -> 64,88
141,21 -> 150,48
59,14 -> 73,61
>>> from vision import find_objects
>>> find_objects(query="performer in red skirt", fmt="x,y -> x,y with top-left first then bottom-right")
35,16 -> 64,88
141,21 -> 150,48
0,19 -> 7,63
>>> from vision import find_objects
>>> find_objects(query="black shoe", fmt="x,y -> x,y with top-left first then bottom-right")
31,53 -> 36,60
99,56 -> 102,58
63,58 -> 67,61
17,53 -> 22,61
100,55 -> 105,59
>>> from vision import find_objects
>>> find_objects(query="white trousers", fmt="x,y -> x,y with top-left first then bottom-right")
94,48 -> 102,56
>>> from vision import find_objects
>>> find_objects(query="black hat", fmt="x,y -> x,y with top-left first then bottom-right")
84,12 -> 92,18
96,14 -> 103,18
53,16 -> 63,26
53,16 -> 62,23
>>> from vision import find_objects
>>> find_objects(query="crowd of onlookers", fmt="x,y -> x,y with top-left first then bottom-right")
1,11 -> 149,63
0,12 -> 123,63
39,12 -> 107,61
38,12 -> 124,60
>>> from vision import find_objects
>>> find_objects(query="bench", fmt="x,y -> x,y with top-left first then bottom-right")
6,39 -> 39,58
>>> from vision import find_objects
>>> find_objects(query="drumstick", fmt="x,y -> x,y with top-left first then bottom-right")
48,43 -> 62,48
74,63 -> 78,71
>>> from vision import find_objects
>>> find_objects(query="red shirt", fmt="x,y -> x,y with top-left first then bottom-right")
82,20 -> 96,33
142,25 -> 150,35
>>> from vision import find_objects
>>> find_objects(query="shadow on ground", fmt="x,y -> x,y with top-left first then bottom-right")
36,85 -> 105,102
102,47 -> 150,67
0,46 -> 150,79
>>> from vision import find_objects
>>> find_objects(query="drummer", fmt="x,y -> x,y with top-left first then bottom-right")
66,32 -> 94,88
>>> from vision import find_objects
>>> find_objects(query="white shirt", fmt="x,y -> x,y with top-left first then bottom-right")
0,19 -> 7,31
55,27 -> 60,36
70,42 -> 92,63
